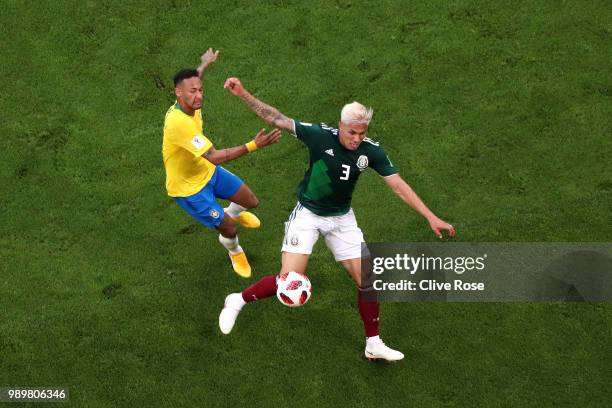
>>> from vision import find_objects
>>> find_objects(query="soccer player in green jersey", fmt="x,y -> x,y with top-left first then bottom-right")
219,77 -> 455,362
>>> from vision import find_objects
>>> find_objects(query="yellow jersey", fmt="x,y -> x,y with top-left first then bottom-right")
162,104 -> 216,197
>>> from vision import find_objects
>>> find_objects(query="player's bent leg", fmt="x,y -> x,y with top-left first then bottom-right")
219,207 -> 318,334
217,217 -> 251,278
212,167 -> 260,229
227,183 -> 259,209
340,257 -> 404,362
226,184 -> 261,229
218,252 -> 313,334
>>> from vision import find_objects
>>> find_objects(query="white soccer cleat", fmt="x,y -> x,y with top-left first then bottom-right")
365,340 -> 405,362
219,293 -> 246,335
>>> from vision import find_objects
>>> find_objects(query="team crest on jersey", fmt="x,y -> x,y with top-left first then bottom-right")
210,209 -> 220,219
356,155 -> 369,171
290,235 -> 299,246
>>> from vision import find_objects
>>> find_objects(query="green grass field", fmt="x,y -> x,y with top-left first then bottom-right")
1,1 -> 611,406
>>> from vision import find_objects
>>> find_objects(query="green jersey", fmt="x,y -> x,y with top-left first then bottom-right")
292,120 -> 397,216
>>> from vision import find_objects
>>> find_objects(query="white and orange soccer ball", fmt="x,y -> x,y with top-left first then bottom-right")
276,271 -> 312,307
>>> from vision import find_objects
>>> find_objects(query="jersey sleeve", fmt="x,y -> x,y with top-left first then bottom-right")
167,117 -> 213,157
369,145 -> 398,177
292,120 -> 324,148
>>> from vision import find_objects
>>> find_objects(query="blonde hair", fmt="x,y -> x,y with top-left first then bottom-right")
341,101 -> 373,125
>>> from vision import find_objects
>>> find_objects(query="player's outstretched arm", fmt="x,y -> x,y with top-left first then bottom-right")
224,77 -> 294,133
202,128 -> 281,165
197,48 -> 220,77
384,174 -> 456,239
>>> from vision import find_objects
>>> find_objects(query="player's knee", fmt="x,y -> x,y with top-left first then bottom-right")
245,195 -> 259,209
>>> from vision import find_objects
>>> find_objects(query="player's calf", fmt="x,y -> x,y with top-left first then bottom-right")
217,216 -> 238,238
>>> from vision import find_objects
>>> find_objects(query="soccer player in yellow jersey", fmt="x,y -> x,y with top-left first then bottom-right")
163,49 -> 281,278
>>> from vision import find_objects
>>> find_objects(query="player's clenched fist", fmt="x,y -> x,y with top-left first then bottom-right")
253,128 -> 281,148
224,77 -> 246,97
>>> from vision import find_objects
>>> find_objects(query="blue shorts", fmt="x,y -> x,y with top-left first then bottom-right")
174,166 -> 243,229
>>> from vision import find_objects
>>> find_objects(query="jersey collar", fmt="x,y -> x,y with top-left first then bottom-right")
175,102 -> 195,116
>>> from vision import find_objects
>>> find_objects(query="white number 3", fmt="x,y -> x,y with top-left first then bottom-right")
340,164 -> 351,180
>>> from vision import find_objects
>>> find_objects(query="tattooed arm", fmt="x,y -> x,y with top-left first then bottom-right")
224,77 -> 295,133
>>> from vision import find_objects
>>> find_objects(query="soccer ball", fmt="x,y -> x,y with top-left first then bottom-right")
276,271 -> 312,307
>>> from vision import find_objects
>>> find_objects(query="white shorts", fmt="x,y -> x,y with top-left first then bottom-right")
282,203 -> 364,261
